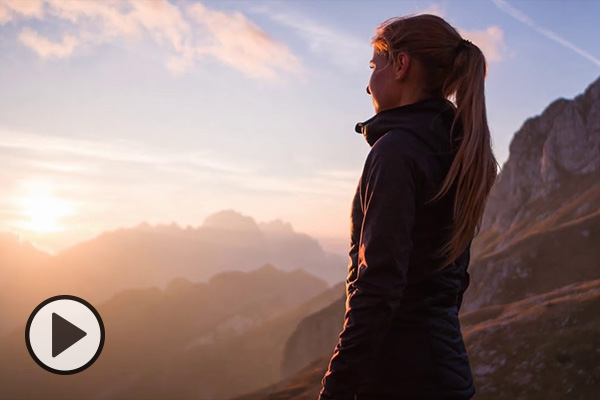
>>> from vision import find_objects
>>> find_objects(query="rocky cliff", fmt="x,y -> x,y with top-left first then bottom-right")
462,75 -> 600,313
477,75 -> 600,256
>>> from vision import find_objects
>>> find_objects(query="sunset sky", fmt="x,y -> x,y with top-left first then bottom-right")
1,0 -> 599,255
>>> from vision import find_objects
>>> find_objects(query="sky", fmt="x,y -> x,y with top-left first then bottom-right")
1,0 -> 599,256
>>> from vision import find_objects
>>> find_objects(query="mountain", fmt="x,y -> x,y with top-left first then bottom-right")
232,279 -> 600,400
110,280 -> 347,400
231,75 -> 600,399
460,279 -> 600,399
0,264 -> 335,399
0,209 -> 346,336
281,296 -> 345,379
464,75 -> 600,311
479,75 -> 600,253
463,207 -> 599,312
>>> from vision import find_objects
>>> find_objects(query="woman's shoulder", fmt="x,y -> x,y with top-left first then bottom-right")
361,131 -> 424,185
365,128 -> 447,191
369,128 -> 430,163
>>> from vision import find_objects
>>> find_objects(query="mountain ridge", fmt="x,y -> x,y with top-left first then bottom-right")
0,209 -> 347,337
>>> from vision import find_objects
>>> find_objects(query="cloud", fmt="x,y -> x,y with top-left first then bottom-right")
2,0 -> 303,80
18,27 -> 78,59
187,3 -> 303,80
0,0 -> 44,24
0,126 -> 354,200
461,26 -> 508,63
0,127 -> 254,174
0,7 -> 8,24
492,0 -> 600,67
248,4 -> 369,71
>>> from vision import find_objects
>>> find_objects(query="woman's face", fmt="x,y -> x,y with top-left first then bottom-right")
367,49 -> 401,114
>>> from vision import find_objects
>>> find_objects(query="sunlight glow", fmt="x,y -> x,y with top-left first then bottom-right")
15,182 -> 74,233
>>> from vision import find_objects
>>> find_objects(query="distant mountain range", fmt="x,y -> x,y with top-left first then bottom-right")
0,209 -> 346,337
232,74 -> 600,399
0,264 -> 344,399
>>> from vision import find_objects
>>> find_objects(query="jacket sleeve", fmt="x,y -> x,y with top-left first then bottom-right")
319,139 -> 417,399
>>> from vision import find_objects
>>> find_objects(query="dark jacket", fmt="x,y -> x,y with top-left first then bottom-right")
319,98 -> 476,400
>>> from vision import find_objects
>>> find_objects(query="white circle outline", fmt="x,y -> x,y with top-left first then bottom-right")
25,295 -> 105,375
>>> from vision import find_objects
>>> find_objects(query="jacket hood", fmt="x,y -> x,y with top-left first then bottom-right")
355,97 -> 462,155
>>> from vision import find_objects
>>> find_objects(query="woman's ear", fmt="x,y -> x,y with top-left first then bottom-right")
394,52 -> 410,82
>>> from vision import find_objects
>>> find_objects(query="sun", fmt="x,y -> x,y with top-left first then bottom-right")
16,183 -> 73,233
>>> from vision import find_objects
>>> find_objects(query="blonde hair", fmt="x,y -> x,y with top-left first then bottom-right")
372,14 -> 500,271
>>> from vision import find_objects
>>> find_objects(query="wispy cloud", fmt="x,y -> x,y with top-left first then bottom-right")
492,0 -> 600,67
0,127 -> 255,175
0,127 -> 354,198
248,4 -> 369,71
18,27 -> 79,59
1,0 -> 304,80
0,0 -> 44,23
187,3 -> 303,80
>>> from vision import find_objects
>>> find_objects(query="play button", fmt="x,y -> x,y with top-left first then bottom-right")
26,295 -> 105,375
52,312 -> 87,357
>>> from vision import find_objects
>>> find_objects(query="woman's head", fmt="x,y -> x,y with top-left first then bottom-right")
369,14 -> 499,271
369,14 -> 487,106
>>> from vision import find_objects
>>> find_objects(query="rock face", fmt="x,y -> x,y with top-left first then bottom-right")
461,75 -> 600,313
478,75 -> 600,256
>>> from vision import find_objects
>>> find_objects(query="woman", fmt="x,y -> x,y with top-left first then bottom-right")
319,14 -> 499,400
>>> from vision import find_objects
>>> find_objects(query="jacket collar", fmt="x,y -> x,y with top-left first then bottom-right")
355,97 -> 461,154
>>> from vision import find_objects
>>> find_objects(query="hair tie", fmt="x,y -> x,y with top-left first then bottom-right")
456,38 -> 472,53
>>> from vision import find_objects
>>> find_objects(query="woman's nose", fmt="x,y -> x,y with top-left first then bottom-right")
366,86 -> 371,95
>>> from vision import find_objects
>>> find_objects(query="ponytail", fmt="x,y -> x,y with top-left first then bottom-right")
432,39 -> 499,271
372,14 -> 500,270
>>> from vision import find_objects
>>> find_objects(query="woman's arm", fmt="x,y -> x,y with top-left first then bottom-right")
319,136 -> 417,399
